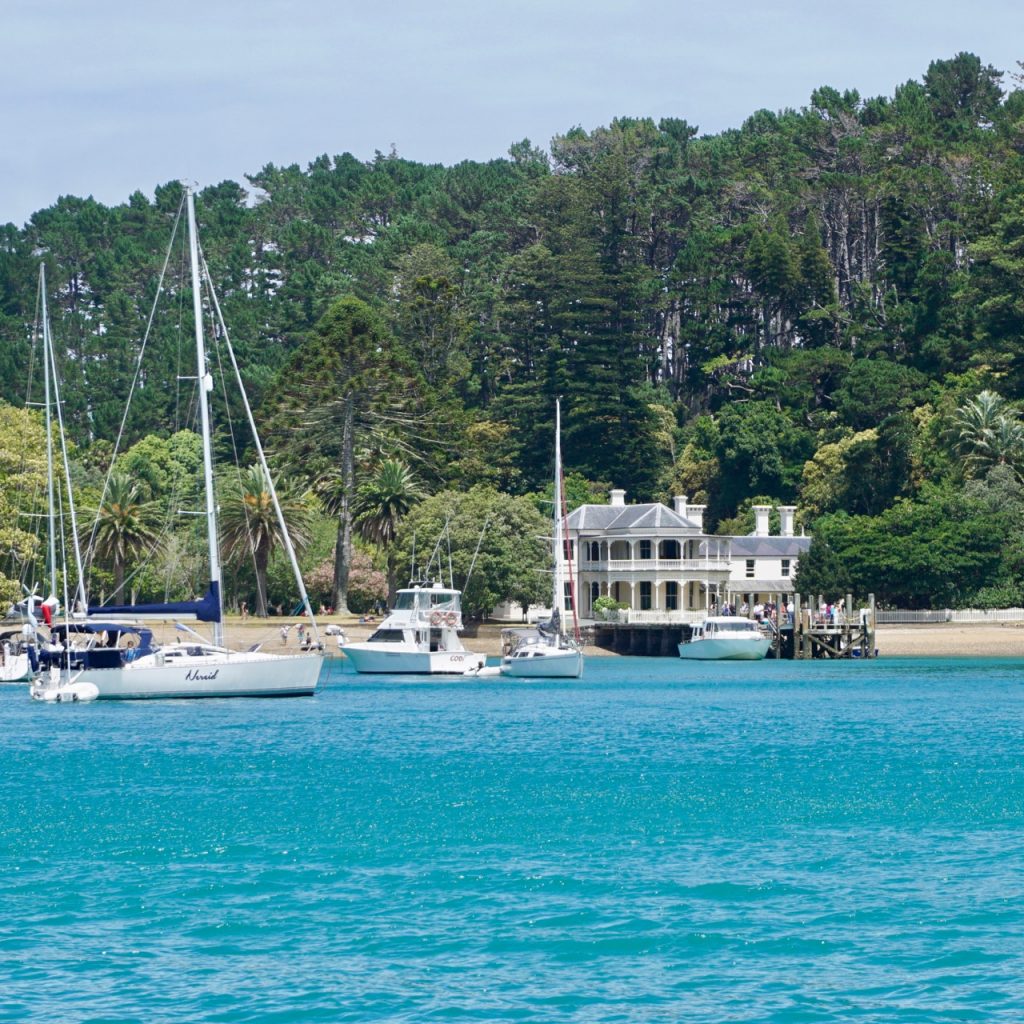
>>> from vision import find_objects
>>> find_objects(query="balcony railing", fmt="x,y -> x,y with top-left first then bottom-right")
580,558 -> 732,574
593,609 -> 708,624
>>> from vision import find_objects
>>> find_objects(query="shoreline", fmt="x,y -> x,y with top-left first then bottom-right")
152,618 -> 1024,660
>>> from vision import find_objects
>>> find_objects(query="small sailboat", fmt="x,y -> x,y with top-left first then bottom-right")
500,400 -> 583,679
32,186 -> 323,700
5,266 -> 84,690
340,581 -> 486,675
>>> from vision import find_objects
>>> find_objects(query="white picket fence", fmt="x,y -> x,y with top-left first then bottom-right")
875,608 -> 1024,624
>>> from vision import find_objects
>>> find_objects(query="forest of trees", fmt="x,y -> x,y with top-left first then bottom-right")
3,52 -> 1024,613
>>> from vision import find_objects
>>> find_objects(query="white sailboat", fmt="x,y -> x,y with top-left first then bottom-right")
3,266 -> 78,687
340,581 -> 486,675
32,186 -> 323,700
500,400 -> 583,679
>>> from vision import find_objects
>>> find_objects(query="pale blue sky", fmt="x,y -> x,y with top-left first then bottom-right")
2,0 -> 1022,226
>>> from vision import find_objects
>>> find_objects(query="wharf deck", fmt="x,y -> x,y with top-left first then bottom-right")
588,593 -> 877,659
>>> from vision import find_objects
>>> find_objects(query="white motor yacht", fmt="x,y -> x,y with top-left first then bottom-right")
678,616 -> 771,661
340,583 -> 486,675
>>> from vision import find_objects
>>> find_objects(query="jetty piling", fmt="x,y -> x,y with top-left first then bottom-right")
590,592 -> 877,658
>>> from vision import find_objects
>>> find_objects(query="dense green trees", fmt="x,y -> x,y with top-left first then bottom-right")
352,458 -> 426,604
218,466 -> 314,618
5,54 -> 1024,610
87,473 -> 160,602
393,486 -> 549,618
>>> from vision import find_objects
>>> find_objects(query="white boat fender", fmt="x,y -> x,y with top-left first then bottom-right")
35,681 -> 100,703
465,665 -> 501,678
66,682 -> 100,702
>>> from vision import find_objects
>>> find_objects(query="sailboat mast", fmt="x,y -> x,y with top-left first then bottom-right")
186,187 -> 223,646
553,400 -> 564,622
39,266 -> 58,601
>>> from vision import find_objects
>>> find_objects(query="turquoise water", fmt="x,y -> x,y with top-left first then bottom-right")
3,656 -> 1024,1022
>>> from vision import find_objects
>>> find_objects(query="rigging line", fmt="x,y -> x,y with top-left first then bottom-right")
463,517 -> 490,593
447,529 -> 453,590
46,308 -> 87,609
422,514 -> 450,583
83,192 -> 187,577
173,224 -> 189,437
6,276 -> 47,586
201,256 -> 264,602
25,274 -> 41,408
202,249 -> 319,638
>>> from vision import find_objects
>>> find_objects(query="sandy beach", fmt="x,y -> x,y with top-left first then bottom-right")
873,622 -> 1024,658
151,618 -> 1024,659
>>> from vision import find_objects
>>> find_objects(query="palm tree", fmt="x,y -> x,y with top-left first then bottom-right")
219,466 -> 313,617
88,472 -> 161,602
352,459 -> 426,606
954,390 -> 1024,480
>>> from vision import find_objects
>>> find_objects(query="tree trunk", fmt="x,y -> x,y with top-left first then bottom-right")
255,548 -> 269,618
386,549 -> 398,609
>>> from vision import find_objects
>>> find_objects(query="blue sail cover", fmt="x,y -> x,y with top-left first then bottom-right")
87,581 -> 221,622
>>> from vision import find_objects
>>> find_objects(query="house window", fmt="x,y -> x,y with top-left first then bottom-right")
588,541 -> 600,561
563,582 -> 573,612
590,582 -> 599,609
640,581 -> 652,610
665,581 -> 678,611
745,559 -> 755,579
660,539 -> 680,559
781,558 -> 791,578
639,539 -> 652,560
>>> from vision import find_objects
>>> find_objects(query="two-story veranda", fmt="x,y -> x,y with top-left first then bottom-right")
564,492 -> 809,622
567,490 -> 731,619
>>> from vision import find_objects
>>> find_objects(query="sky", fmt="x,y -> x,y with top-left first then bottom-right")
3,0 -> 1023,227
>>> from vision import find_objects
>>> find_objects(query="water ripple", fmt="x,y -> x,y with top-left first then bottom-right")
4,657 -> 1024,1021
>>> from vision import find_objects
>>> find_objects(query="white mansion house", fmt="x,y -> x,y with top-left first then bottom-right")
559,489 -> 810,622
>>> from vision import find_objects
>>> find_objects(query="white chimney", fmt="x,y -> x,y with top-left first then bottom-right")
610,488 -> 626,507
753,504 -> 771,536
673,495 -> 688,516
778,505 -> 796,538
688,504 -> 705,531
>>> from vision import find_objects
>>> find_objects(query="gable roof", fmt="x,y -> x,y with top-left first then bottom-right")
568,502 -> 701,533
730,536 -> 812,557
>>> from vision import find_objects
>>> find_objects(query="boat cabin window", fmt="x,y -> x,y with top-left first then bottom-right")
368,629 -> 405,643
393,593 -> 416,611
709,620 -> 759,633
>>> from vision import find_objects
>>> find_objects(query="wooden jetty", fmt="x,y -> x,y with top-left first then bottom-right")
590,593 -> 877,659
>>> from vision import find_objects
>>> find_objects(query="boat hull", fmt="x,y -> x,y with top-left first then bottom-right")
342,643 -> 486,675
53,651 -> 323,699
677,637 -> 770,661
500,647 -> 583,679
1,654 -> 34,683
